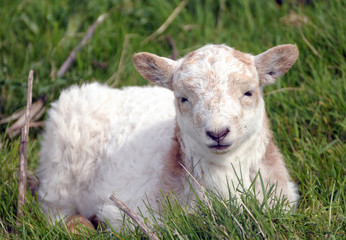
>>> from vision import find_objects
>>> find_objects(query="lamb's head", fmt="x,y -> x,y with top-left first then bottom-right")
133,44 -> 298,156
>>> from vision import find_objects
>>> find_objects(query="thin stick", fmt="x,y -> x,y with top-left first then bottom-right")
216,0 -> 226,32
220,200 -> 246,239
109,195 -> 159,240
165,35 -> 178,60
141,0 -> 188,45
0,218 -> 9,238
240,201 -> 266,238
299,28 -> 321,59
57,13 -> 107,77
264,87 -> 304,96
17,70 -> 33,219
107,34 -> 134,87
28,121 -> 45,128
0,108 -> 25,125
179,163 -> 204,190
6,96 -> 46,138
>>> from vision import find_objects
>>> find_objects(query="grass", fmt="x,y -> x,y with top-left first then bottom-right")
0,0 -> 345,239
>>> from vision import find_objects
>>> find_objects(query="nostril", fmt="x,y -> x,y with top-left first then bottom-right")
219,128 -> 230,138
206,128 -> 230,142
206,131 -> 218,141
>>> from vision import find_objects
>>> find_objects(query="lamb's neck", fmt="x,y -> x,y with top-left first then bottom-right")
180,120 -> 271,198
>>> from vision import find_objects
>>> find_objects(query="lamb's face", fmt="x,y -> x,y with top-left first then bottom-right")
133,43 -> 298,155
172,45 -> 263,154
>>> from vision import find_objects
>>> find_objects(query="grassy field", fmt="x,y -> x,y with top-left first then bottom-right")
0,0 -> 345,239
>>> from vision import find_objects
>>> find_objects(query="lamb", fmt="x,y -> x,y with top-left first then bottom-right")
36,43 -> 299,229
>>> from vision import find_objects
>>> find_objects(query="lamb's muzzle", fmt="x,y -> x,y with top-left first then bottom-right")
206,128 -> 231,151
206,128 -> 230,142
37,43 -> 299,230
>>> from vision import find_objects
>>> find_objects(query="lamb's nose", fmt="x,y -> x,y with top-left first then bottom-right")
206,128 -> 230,143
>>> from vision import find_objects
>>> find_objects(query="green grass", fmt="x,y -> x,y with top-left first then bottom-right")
1,0 -> 345,239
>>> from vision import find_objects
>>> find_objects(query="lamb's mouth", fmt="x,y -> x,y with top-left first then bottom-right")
208,144 -> 231,151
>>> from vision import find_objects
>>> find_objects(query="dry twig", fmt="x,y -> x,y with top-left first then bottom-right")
57,13 -> 108,77
220,200 -> 246,239
264,87 -> 305,96
141,0 -> 188,45
216,0 -> 226,32
107,34 -> 134,87
109,195 -> 159,240
17,70 -> 33,219
165,35 -> 178,60
0,218 -> 9,238
28,121 -> 45,128
6,95 -> 46,138
299,28 -> 321,59
240,201 -> 266,239
179,163 -> 204,190
0,108 -> 26,125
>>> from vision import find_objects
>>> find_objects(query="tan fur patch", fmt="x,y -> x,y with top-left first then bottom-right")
183,51 -> 205,66
250,89 -> 260,106
214,44 -> 232,51
208,56 -> 216,65
178,77 -> 198,93
261,116 -> 290,198
232,50 -> 253,66
194,112 -> 203,127
176,100 -> 183,115
227,73 -> 257,98
160,123 -> 185,193
240,88 -> 260,108
185,51 -> 196,60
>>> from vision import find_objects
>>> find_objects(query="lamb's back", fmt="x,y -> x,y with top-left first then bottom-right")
37,83 -> 176,217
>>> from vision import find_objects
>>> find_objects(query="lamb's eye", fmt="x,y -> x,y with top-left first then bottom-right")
244,91 -> 253,97
181,97 -> 189,103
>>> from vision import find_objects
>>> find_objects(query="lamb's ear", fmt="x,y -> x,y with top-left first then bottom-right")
133,52 -> 177,90
254,44 -> 299,86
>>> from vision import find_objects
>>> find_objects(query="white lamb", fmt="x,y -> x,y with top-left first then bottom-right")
37,43 -> 299,229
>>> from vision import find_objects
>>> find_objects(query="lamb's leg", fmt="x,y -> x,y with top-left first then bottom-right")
39,198 -> 75,223
37,178 -> 77,223
96,201 -> 126,231
259,141 -> 299,208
